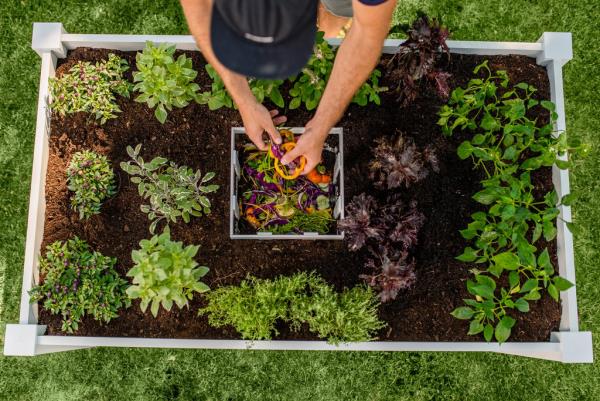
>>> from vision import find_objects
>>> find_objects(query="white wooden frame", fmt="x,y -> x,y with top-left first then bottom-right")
230,126 -> 344,240
3,23 -> 592,362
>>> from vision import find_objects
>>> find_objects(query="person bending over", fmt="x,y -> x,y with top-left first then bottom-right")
180,0 -> 396,173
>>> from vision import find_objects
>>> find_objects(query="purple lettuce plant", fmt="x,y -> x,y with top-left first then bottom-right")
361,248 -> 416,303
387,13 -> 451,105
369,135 -> 439,190
341,194 -> 425,302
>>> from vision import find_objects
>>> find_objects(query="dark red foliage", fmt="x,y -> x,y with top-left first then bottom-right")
361,249 -> 416,303
369,135 -> 438,190
387,13 -> 451,105
341,194 -> 425,302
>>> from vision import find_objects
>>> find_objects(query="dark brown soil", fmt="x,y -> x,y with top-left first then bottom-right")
39,48 -> 560,341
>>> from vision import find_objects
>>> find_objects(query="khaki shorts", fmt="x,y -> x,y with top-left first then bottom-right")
321,0 -> 353,17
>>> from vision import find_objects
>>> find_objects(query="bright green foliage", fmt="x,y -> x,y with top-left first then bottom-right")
440,61 -> 587,342
352,69 -> 387,106
66,150 -> 116,219
199,272 -> 384,344
120,144 -> 219,234
249,77 -> 285,108
133,41 -> 200,123
196,64 -> 234,110
126,228 -> 210,318
197,64 -> 284,109
289,31 -> 386,110
49,53 -> 130,124
288,31 -> 335,110
29,238 -> 130,333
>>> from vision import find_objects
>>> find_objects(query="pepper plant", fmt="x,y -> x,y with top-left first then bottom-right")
438,61 -> 587,342
66,150 -> 116,219
29,238 -> 130,333
49,53 -> 130,124
133,41 -> 200,123
126,228 -> 210,317
120,144 -> 218,234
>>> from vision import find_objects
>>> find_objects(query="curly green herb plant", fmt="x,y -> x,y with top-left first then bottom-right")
120,144 -> 219,234
49,53 -> 130,124
29,238 -> 130,333
199,272 -> 384,344
438,61 -> 587,342
133,41 -> 200,123
126,228 -> 210,317
66,150 -> 116,219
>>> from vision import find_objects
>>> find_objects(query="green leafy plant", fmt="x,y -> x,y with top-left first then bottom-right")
120,144 -> 219,234
199,272 -> 384,344
126,227 -> 209,317
288,31 -> 335,110
29,238 -> 130,333
133,41 -> 200,123
49,53 -> 130,124
66,150 -> 116,219
289,31 -> 385,110
249,77 -> 285,108
196,64 -> 234,110
197,64 -> 284,110
439,61 -> 587,342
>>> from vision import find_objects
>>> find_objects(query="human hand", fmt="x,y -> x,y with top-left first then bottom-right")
280,120 -> 329,175
239,101 -> 286,150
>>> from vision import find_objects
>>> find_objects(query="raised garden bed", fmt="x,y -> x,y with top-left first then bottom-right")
3,23 -> 592,362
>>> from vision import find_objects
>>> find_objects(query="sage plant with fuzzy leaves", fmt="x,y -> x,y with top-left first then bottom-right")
126,228 -> 210,317
133,41 -> 200,123
120,144 -> 218,234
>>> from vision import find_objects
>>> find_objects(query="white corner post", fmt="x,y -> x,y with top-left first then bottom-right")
4,23 -> 87,357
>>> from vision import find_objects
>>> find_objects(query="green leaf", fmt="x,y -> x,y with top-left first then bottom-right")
483,323 -> 494,342
468,320 -> 484,335
561,193 -> 576,206
451,306 -> 474,320
155,104 -> 168,124
289,97 -> 301,110
514,298 -> 530,312
520,279 -> 538,294
537,248 -> 551,268
494,319 -> 512,343
457,141 -> 473,159
553,276 -> 574,291
456,247 -> 478,262
492,251 -> 520,270
472,189 -> 498,205
548,283 -> 559,301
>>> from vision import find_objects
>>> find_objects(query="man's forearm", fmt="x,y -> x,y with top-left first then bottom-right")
179,0 -> 255,108
312,0 -> 396,135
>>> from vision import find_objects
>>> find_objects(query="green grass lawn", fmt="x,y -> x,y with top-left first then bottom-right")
1,0 -> 599,400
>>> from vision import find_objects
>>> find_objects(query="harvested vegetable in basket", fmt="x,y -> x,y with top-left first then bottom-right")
240,129 -> 335,234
